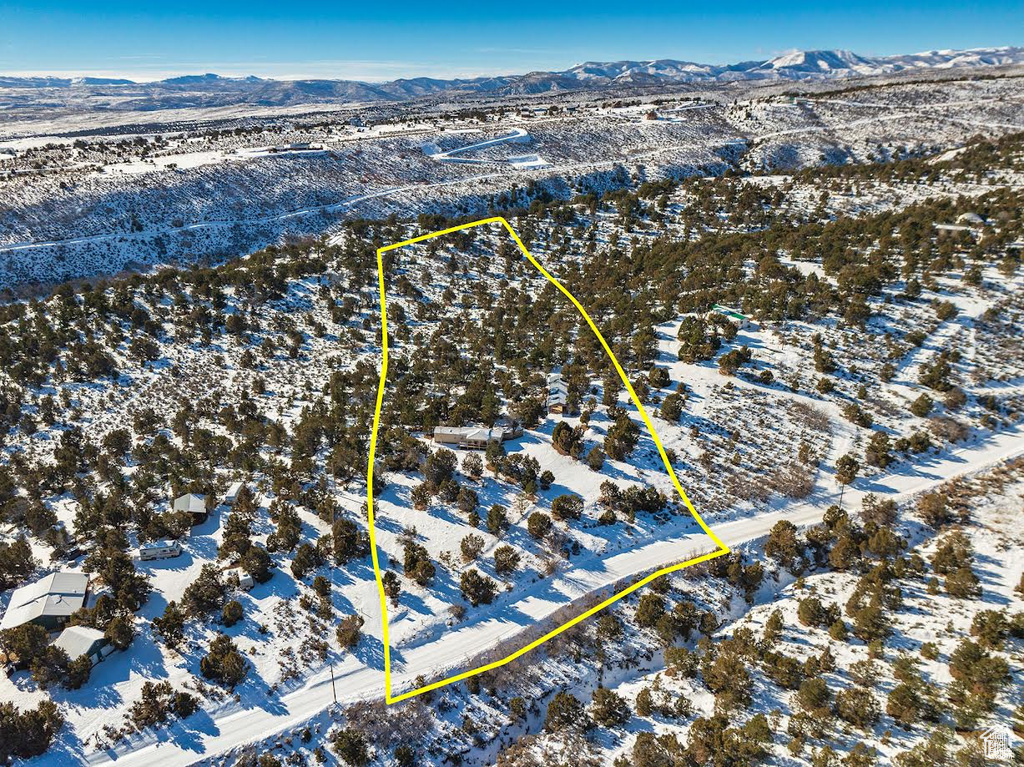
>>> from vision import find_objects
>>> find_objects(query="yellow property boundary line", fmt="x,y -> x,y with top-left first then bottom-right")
367,216 -> 730,704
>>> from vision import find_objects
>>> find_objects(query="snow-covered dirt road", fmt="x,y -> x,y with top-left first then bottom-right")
424,128 -> 531,162
81,422 -> 1024,767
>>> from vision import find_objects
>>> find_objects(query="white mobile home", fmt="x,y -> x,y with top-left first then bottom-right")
223,481 -> 245,506
139,540 -> 182,561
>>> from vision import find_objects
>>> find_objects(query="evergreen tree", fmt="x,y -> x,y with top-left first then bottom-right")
544,691 -> 590,732
590,687 -> 631,727
200,634 -> 248,688
486,504 -> 508,536
493,545 -> 520,576
153,601 -> 186,649
459,569 -> 497,606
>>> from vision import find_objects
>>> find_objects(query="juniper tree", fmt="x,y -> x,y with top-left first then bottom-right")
765,520 -> 803,571
460,533 -> 484,562
382,571 -> 401,607
200,634 -> 248,689
527,511 -> 552,539
590,687 -> 631,727
153,601 -> 186,649
835,453 -> 860,486
486,504 -> 508,536
544,691 -> 590,732
240,544 -> 274,582
796,677 -> 831,718
461,453 -> 483,480
290,542 -> 321,579
493,545 -> 520,576
834,687 -> 880,728
659,392 -> 683,422
0,700 -> 64,763
183,561 -> 227,614
331,728 -> 369,767
634,593 -> 666,629
909,393 -> 933,417
550,493 -> 583,521
65,654 -> 92,690
104,615 -> 134,650
459,569 -> 497,606
221,600 -> 243,627
336,615 -> 364,649
865,431 -> 892,468
0,536 -> 35,590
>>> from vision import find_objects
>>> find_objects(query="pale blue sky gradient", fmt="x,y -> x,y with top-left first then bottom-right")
1,0 -> 1020,80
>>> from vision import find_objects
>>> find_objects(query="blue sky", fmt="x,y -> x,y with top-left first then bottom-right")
1,0 -> 1020,80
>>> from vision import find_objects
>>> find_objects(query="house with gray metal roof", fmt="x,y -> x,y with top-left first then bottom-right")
173,492 -> 209,524
0,572 -> 90,631
53,625 -> 111,665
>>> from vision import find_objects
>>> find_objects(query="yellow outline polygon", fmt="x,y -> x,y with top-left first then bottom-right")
367,216 -> 730,704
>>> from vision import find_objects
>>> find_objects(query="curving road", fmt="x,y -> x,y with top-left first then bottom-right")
80,422 -> 1024,767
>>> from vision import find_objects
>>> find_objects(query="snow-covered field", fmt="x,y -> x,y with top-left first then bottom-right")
0,66 -> 1022,767
125,448 -> 1024,767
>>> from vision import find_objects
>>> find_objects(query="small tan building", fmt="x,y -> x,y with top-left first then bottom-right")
432,424 -> 521,449
547,373 -> 571,414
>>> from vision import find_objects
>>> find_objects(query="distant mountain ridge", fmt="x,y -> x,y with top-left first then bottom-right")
554,47 -> 1024,85
2,46 -> 1022,107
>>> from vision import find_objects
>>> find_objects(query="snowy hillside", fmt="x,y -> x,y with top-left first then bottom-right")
1,70 -> 1022,293
0,122 -> 1021,765
0,34 -> 1022,766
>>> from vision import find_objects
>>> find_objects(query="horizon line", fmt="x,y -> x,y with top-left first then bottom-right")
1,43 -> 1018,85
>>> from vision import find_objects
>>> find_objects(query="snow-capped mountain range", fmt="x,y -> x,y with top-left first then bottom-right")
557,46 -> 1024,84
1,46 -> 1022,106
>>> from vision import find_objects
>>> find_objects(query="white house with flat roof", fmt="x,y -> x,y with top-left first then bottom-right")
432,424 -> 522,449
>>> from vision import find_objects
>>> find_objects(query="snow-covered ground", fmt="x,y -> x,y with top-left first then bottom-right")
10,209 -> 1013,763
0,70 -> 1021,766
0,72 -> 1020,291
31,423 -> 1010,767
593,461 -> 1024,765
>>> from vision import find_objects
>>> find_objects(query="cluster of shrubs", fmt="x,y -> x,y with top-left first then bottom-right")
0,700 -> 64,763
597,480 -> 667,524
127,681 -> 199,732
